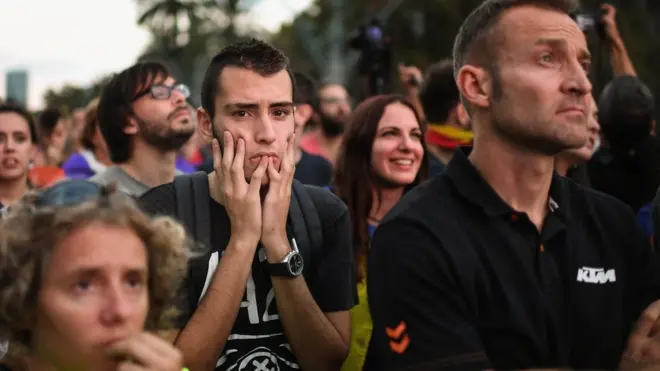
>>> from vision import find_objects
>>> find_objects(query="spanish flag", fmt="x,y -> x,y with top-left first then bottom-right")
426,123 -> 474,150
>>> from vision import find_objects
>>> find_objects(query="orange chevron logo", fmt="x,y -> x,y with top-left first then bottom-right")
386,321 -> 410,354
386,321 -> 407,339
389,334 -> 410,354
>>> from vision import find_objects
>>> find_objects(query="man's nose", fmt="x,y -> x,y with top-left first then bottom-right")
255,114 -> 277,144
171,88 -> 186,105
565,61 -> 592,98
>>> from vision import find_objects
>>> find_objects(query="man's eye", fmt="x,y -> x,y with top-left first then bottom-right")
541,53 -> 553,63
233,111 -> 248,118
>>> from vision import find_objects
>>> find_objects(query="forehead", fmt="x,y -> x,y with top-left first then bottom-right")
379,103 -> 419,129
217,67 -> 292,103
52,224 -> 147,273
319,84 -> 348,98
137,73 -> 174,93
0,112 -> 30,132
497,5 -> 587,52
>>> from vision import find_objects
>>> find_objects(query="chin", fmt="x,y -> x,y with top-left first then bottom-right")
386,175 -> 416,187
0,171 -> 27,182
573,148 -> 593,162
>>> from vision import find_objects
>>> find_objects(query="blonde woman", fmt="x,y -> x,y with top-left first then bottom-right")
0,180 -> 189,371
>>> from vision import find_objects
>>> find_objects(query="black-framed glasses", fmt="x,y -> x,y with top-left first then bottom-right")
133,83 -> 190,101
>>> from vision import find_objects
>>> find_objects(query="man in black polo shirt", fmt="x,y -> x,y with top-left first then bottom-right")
365,0 -> 660,370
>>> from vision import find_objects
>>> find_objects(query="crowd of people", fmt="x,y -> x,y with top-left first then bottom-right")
2,0 -> 660,370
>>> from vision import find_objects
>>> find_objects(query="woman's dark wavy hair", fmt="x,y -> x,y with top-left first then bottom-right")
333,95 -> 429,282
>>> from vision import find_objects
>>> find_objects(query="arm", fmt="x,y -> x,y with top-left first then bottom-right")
602,4 -> 636,77
367,220 -> 490,371
616,203 -> 660,371
269,264 -> 351,371
174,238 -> 255,371
263,207 -> 355,371
398,64 -> 425,121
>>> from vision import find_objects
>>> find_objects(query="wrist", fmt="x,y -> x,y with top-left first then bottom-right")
226,235 -> 259,253
608,33 -> 623,47
262,236 -> 291,263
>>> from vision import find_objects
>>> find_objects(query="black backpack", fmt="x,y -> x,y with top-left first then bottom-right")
173,172 -> 324,305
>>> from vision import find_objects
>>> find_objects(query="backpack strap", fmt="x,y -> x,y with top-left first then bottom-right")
174,171 -> 212,309
290,180 -> 324,282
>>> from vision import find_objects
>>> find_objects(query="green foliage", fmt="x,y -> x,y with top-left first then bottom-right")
42,75 -> 111,113
272,0 -> 660,105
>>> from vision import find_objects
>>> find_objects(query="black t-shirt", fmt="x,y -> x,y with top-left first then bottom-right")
139,183 -> 356,371
428,154 -> 446,177
294,150 -> 333,187
364,148 -> 660,370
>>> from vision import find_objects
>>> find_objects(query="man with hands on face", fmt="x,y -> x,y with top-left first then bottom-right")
139,39 -> 355,371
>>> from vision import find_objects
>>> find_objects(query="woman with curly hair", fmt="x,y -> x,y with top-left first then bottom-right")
0,180 -> 189,371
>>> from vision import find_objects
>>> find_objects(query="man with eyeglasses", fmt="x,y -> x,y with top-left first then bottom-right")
299,83 -> 352,166
91,61 -> 196,197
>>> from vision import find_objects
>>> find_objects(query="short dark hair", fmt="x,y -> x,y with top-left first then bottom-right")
37,108 -> 63,144
201,38 -> 295,119
97,62 -> 169,163
0,103 -> 38,143
599,75 -> 655,151
452,0 -> 578,79
293,71 -> 319,111
419,59 -> 460,123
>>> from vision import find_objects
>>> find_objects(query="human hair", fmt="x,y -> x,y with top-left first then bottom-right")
599,75 -> 655,152
293,71 -> 319,110
80,98 -> 100,151
0,103 -> 38,143
452,0 -> 578,104
37,108 -> 62,144
0,188 -> 188,354
419,59 -> 460,123
97,62 -> 169,163
201,38 -> 295,119
334,95 -> 429,282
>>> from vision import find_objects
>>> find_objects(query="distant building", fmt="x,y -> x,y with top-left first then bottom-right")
5,70 -> 28,106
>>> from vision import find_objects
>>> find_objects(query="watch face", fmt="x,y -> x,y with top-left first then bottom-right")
288,253 -> 304,276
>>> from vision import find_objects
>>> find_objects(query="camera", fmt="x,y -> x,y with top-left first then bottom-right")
349,18 -> 392,97
572,0 -> 611,39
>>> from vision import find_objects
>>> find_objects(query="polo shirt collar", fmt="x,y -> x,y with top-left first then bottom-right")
444,147 -> 571,219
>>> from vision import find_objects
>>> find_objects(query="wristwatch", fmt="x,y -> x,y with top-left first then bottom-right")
269,250 -> 304,277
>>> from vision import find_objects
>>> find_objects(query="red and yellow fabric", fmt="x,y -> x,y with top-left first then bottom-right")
426,123 -> 474,150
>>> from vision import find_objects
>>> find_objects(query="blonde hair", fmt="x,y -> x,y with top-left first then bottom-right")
0,188 -> 188,354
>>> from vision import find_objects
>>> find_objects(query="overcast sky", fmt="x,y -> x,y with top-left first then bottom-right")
0,0 -> 310,110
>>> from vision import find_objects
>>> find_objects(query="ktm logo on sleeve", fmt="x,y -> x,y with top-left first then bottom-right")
386,321 -> 410,354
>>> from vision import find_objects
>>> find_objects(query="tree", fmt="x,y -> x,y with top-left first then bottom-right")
134,0 -> 266,105
42,74 -> 112,112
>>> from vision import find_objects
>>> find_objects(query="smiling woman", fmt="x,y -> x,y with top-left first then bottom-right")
333,94 -> 429,371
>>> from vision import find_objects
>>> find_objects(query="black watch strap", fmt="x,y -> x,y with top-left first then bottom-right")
268,262 -> 293,277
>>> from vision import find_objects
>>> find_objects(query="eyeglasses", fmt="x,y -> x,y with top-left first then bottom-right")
34,179 -> 118,208
133,83 -> 191,101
